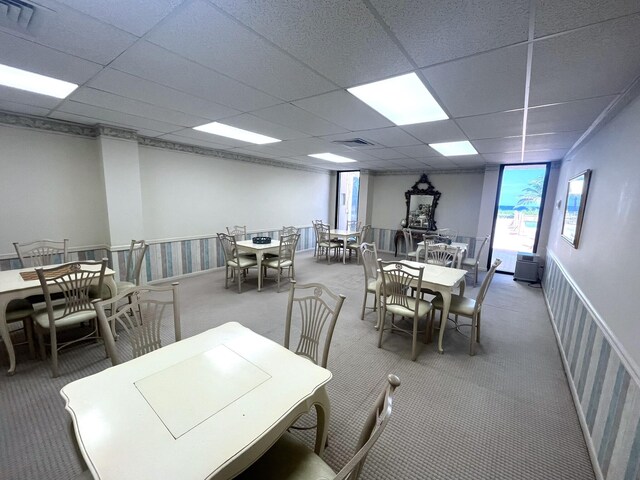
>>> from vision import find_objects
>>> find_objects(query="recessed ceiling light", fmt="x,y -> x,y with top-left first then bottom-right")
429,141 -> 478,157
0,64 -> 78,99
347,72 -> 448,126
193,122 -> 281,144
309,153 -> 357,163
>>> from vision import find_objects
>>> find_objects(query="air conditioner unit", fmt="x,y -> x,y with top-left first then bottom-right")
514,253 -> 543,283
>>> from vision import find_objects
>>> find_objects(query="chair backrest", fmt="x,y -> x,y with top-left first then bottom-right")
123,239 -> 148,285
281,225 -> 299,236
284,280 -> 346,369
226,225 -> 247,240
93,283 -> 181,366
402,228 -> 414,252
437,228 -> 458,241
360,243 -> 379,283
315,222 -> 332,244
358,224 -> 371,244
472,235 -> 490,263
14,239 -> 69,268
277,233 -> 300,264
474,259 -> 502,313
333,374 -> 401,480
425,243 -> 459,267
347,220 -> 362,231
217,232 -> 239,263
35,259 -> 107,325
378,260 -> 424,311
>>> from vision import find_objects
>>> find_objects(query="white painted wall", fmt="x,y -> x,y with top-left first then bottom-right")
0,125 -> 109,254
138,146 -> 331,240
370,172 -> 484,235
547,94 -> 640,369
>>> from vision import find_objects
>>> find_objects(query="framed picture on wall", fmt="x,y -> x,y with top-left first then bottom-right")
561,169 -> 592,248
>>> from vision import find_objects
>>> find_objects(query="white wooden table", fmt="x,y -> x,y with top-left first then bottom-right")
377,260 -> 466,354
331,229 -> 359,264
235,239 -> 281,291
415,241 -> 469,266
0,264 -> 116,375
61,322 -> 332,480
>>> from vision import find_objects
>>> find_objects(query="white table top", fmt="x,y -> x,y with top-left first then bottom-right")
0,264 -> 115,295
397,260 -> 467,288
61,322 -> 331,480
331,229 -> 359,237
417,241 -> 469,251
235,239 -> 281,251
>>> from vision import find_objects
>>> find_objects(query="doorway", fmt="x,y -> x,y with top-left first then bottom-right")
335,171 -> 360,230
489,163 -> 550,273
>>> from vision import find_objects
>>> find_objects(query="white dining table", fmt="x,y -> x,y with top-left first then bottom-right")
415,241 -> 469,266
331,229 -> 359,264
0,264 -> 116,375
61,322 -> 332,480
377,260 -> 466,354
235,239 -> 281,291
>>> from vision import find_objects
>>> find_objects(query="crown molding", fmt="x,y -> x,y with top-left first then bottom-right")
0,110 -> 96,137
371,167 -> 486,176
96,124 -> 139,141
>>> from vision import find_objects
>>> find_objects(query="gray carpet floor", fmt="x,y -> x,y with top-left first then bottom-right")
0,251 -> 595,479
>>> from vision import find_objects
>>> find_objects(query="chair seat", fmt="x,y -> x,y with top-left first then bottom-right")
228,257 -> 258,268
235,432 -> 335,480
116,280 -> 135,292
432,294 -> 476,317
6,299 -> 34,322
367,278 -> 380,293
263,258 -> 292,268
318,241 -> 341,249
385,298 -> 432,318
32,308 -> 97,330
461,257 -> 477,267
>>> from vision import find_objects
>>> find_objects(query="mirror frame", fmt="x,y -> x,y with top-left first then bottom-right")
561,169 -> 592,248
405,173 -> 441,231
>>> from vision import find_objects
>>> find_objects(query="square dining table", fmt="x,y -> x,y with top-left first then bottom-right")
235,239 -> 281,291
377,260 -> 467,354
0,264 -> 116,375
331,229 -> 359,264
415,241 -> 469,266
60,322 -> 332,480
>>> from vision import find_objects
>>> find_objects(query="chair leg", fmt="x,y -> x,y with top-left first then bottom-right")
476,311 -> 481,342
361,290 -> 367,320
237,267 -> 242,293
474,265 -> 478,287
50,330 -> 59,378
377,308 -> 386,348
411,316 -> 419,361
36,328 -> 46,361
225,265 -> 229,289
24,317 -> 35,359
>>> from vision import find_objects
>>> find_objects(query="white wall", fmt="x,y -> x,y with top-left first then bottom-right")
138,146 -> 331,240
0,125 -> 109,254
547,94 -> 640,369
370,171 -> 484,235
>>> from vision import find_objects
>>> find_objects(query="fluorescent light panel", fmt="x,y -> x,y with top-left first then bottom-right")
347,72 -> 448,125
309,153 -> 357,163
0,64 -> 78,99
429,141 -> 478,156
193,122 -> 280,144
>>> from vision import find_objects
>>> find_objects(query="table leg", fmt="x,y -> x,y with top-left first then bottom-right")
257,254 -> 263,291
437,290 -> 451,354
0,296 -> 16,375
314,386 -> 331,455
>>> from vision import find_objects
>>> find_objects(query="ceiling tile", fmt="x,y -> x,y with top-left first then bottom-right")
370,0 -> 529,67
0,100 -> 51,117
52,0 -> 186,37
110,41 -> 281,111
293,90 -> 393,131
54,102 -> 180,133
457,110 -> 524,139
169,127 -> 252,148
145,0 -> 337,101
523,149 -> 568,162
7,3 -> 137,65
155,133 -> 234,151
525,131 -> 583,150
219,114 -> 309,141
394,144 -> 440,158
534,0 -> 640,37
0,85 -> 61,110
67,88 -> 208,127
87,69 -> 240,120
275,137 -> 337,156
232,142 -> 302,159
400,120 -> 467,144
251,103 -> 347,137
529,15 -> 640,106
209,0 -> 412,87
422,44 -> 527,117
0,31 -> 103,84
367,148 -> 408,160
472,136 -> 523,153
526,96 -> 616,134
329,127 -> 422,148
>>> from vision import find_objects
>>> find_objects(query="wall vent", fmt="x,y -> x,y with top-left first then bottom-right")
0,0 -> 36,31
331,138 -> 375,148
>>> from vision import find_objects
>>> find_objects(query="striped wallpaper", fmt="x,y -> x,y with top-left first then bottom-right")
371,227 -> 478,258
543,254 -> 640,480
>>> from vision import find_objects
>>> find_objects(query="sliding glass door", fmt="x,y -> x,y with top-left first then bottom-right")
335,171 -> 360,230
489,163 -> 550,273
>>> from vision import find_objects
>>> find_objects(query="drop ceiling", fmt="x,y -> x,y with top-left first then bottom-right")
1,0 -> 639,172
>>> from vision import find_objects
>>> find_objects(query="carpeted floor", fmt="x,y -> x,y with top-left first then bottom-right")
0,250 -> 595,479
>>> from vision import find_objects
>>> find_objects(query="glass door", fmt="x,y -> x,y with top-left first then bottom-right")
335,171 -> 360,230
489,163 -> 550,273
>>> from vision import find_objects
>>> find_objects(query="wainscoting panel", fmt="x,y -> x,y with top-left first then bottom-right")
543,254 -> 640,480
370,228 -> 478,258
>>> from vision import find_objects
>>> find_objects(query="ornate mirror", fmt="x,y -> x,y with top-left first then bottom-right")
404,174 -> 441,231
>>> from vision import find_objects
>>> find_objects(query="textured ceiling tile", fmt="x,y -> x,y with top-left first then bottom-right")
145,0 -> 337,101
394,144 -> 440,158
157,133 -> 231,150
0,85 -> 61,110
251,103 -> 347,137
0,100 -> 51,117
293,90 -> 393,131
370,0 -> 529,67
534,0 -> 640,38
219,114 -> 309,141
472,136 -> 523,153
525,131 -> 583,150
209,0 -> 412,87
422,44 -> 528,117
367,148 -> 409,160
457,110 -> 524,139
526,96 -> 616,134
400,120 -> 467,144
345,127 -> 422,148
529,15 -> 640,106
